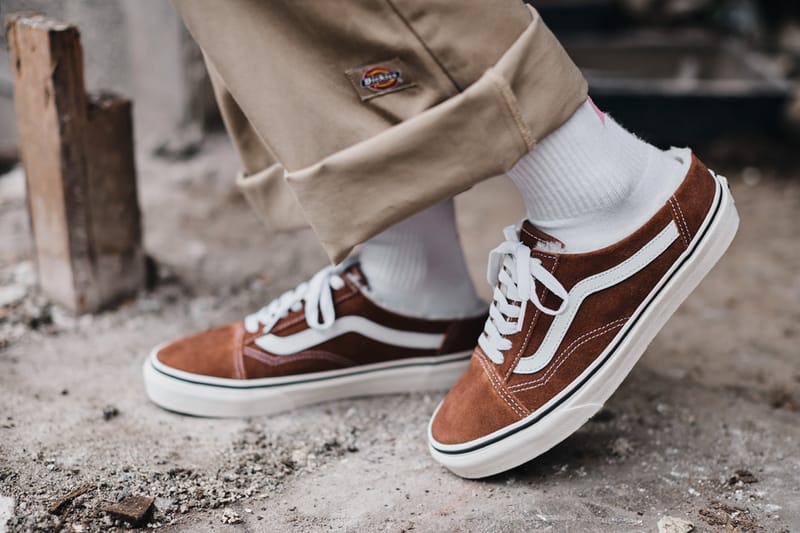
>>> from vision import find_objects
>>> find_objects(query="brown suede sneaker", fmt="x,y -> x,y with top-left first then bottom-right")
144,262 -> 486,417
429,152 -> 739,478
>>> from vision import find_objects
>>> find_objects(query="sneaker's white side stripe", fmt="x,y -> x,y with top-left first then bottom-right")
254,315 -> 445,355
514,220 -> 679,374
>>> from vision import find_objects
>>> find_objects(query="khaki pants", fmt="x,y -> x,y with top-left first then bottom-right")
172,0 -> 587,263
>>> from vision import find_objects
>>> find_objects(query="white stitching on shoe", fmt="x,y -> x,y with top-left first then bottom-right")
669,197 -> 690,247
232,324 -> 246,379
507,316 -> 630,392
476,351 -> 528,417
242,346 -> 355,368
672,196 -> 692,243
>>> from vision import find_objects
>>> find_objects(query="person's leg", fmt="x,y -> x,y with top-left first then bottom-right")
145,57 -> 489,417
145,0 -> 584,417
205,60 -> 308,232
157,1 -> 738,478
171,0 -> 586,263
209,57 -> 483,320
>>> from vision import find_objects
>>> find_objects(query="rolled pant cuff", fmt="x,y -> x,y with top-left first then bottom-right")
236,164 -> 308,232
285,7 -> 587,264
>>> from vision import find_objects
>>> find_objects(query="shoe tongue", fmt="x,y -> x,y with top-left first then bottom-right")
343,262 -> 370,290
519,221 -> 565,252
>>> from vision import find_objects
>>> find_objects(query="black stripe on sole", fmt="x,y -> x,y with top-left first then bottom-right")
151,353 -> 472,390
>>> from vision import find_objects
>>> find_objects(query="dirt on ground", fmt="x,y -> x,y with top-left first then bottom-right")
0,134 -> 798,532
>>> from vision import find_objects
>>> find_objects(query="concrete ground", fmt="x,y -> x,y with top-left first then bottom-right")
0,134 -> 798,532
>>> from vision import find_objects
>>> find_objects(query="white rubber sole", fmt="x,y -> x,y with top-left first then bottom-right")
429,173 -> 739,479
143,348 -> 471,418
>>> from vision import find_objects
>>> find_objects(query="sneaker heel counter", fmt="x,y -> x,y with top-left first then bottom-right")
671,155 -> 721,243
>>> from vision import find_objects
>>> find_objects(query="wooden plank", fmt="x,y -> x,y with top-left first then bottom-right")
6,14 -> 144,313
84,92 -> 145,304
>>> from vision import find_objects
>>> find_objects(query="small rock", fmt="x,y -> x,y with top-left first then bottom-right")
102,495 -> 154,526
102,406 -> 120,421
0,285 -> 26,309
728,469 -> 758,485
50,306 -> 78,331
218,508 -> 242,524
657,515 -> 694,533
0,495 -> 15,531
609,437 -> 634,458
21,296 -> 50,329
291,449 -> 308,465
698,501 -> 757,530
115,485 -> 131,502
768,388 -> 800,411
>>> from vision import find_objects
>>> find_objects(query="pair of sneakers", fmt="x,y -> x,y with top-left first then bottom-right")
143,154 -> 738,478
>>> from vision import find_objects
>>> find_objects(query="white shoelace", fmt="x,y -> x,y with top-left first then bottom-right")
244,265 -> 346,334
478,225 -> 570,364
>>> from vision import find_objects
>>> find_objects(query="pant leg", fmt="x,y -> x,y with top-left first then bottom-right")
173,0 -> 587,263
206,60 -> 307,232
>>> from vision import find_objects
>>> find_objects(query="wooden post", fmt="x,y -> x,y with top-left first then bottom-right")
6,14 -> 144,313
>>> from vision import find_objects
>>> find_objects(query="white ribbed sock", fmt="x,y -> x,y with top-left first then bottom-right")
508,99 -> 689,252
358,199 -> 484,319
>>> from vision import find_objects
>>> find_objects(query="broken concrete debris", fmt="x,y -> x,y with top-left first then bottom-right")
101,495 -> 154,526
657,515 -> 695,533
0,496 -> 15,532
218,508 -> 243,524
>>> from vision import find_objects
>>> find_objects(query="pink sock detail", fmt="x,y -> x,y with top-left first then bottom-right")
588,97 -> 606,125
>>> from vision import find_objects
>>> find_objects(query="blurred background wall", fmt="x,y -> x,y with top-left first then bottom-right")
0,0 -> 217,167
532,0 -> 800,152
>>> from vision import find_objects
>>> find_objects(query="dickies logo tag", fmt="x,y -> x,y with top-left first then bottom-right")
346,58 -> 415,101
360,67 -> 402,91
